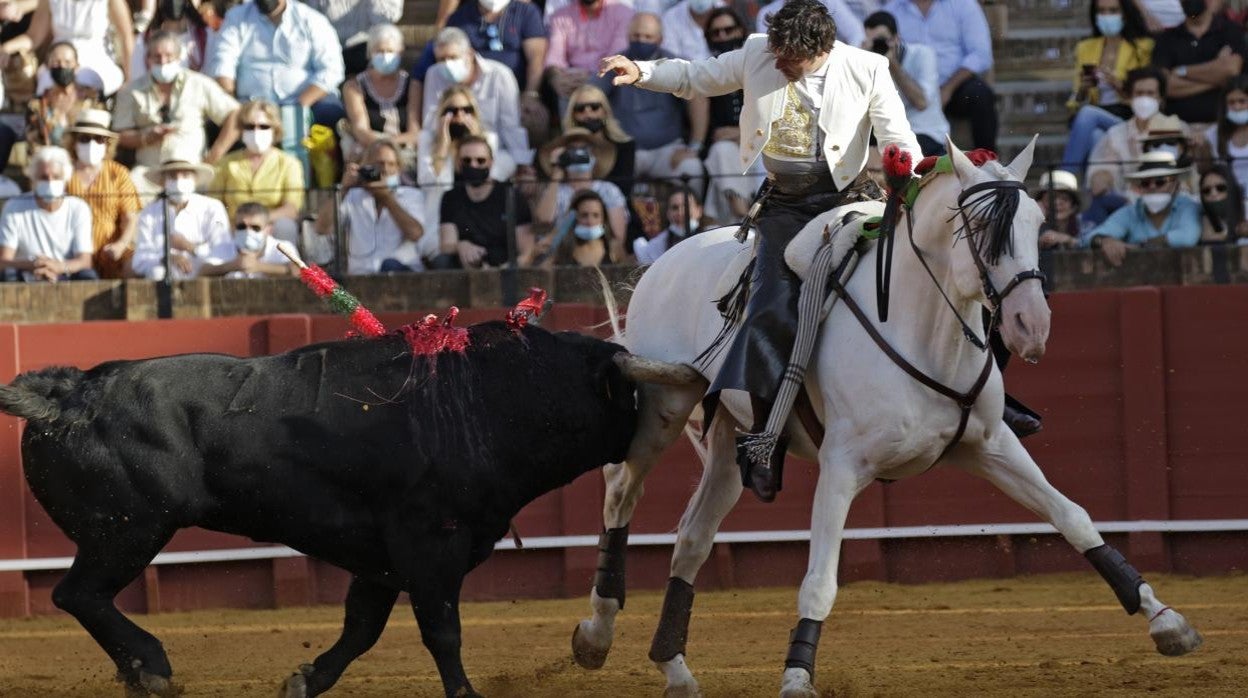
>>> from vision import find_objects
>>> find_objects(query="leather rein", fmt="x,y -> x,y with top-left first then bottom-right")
832,178 -> 1045,464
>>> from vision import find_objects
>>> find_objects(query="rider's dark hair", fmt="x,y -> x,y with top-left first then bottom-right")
764,0 -> 837,58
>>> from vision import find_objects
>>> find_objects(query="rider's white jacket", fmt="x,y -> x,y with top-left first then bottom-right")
635,36 -> 922,189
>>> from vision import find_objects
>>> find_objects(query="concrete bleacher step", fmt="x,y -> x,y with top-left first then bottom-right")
994,79 -> 1074,131
997,0 -> 1091,28
993,26 -> 1088,79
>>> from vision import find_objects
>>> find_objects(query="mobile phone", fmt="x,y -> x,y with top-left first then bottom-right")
1081,64 -> 1096,77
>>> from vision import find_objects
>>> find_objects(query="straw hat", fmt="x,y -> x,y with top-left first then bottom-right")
67,109 -> 118,139
1034,170 -> 1081,206
143,150 -> 216,187
1124,150 -> 1188,180
537,127 -> 617,180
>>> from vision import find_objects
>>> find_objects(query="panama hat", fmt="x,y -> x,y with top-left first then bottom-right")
538,127 -> 617,180
67,109 -> 118,139
1034,170 -> 1082,207
1124,150 -> 1188,180
143,150 -> 216,187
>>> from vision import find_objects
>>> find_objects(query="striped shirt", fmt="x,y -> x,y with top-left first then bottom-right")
67,161 -> 141,279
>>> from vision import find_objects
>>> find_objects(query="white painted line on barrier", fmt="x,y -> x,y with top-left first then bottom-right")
1,519 -> 1245,572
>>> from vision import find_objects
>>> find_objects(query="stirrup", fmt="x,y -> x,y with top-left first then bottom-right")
736,432 -> 788,502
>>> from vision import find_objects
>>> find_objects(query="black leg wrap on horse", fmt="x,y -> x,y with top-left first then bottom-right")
784,618 -> 823,678
648,577 -> 695,662
1085,544 -> 1143,614
594,526 -> 629,609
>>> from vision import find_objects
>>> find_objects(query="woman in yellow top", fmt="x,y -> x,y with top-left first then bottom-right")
63,109 -> 141,279
210,100 -> 305,243
1061,0 -> 1154,175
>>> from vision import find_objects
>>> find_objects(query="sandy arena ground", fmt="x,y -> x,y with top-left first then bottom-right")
0,572 -> 1244,697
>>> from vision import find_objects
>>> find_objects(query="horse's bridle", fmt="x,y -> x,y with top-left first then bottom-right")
903,178 -> 1047,351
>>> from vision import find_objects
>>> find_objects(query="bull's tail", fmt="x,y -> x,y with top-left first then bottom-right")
0,369 -> 81,422
595,269 -> 626,345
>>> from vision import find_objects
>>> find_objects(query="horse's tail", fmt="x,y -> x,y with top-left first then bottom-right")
0,368 -> 82,423
595,268 -> 626,346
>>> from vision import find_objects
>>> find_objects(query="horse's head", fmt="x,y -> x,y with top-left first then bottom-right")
942,136 -> 1051,363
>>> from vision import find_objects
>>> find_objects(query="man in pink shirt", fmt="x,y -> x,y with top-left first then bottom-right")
545,0 -> 634,103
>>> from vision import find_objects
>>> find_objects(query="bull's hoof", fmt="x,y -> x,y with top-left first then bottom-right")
571,622 -> 611,669
279,664 -> 316,698
779,667 -> 818,698
1150,610 -> 1204,656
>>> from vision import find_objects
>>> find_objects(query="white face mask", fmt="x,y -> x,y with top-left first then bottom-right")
1228,109 -> 1248,125
1150,144 -> 1181,158
234,227 -> 268,253
1141,192 -> 1173,214
150,60 -> 183,84
76,140 -> 107,166
242,127 -> 274,154
165,175 -> 197,203
478,0 -> 509,11
1132,95 -> 1160,120
35,179 -> 65,201
442,56 -> 471,83
689,0 -> 716,13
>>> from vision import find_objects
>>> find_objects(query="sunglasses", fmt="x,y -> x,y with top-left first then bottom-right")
443,105 -> 474,116
572,102 -> 603,113
76,135 -> 109,144
480,22 -> 503,52
460,156 -> 490,167
1202,183 -> 1229,195
243,123 -> 273,131
1137,176 -> 1175,190
235,223 -> 265,232
709,25 -> 742,39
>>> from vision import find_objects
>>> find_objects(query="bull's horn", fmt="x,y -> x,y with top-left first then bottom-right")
613,353 -> 704,385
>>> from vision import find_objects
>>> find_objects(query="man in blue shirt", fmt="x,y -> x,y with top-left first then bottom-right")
208,0 -> 346,129
882,0 -> 998,151
1086,151 -> 1202,266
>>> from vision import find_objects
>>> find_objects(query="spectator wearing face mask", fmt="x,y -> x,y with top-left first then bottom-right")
421,27 -> 533,172
1152,0 -> 1248,125
535,128 -> 629,262
1086,150 -> 1202,266
562,83 -> 637,199
1061,0 -> 1154,175
131,0 -> 212,80
1203,75 -> 1248,197
130,154 -> 233,280
694,7 -> 763,223
547,189 -> 615,267
210,100 -> 306,244
24,41 -> 100,149
0,145 -> 96,282
661,0 -> 726,61
1197,162 -> 1248,242
301,0 -> 403,76
315,138 -> 428,274
633,185 -> 705,264
113,31 -> 242,199
1087,67 -> 1188,200
409,0 -> 548,143
438,135 -> 534,268
1139,128 -> 1199,193
0,0 -> 133,96
341,23 -> 420,162
593,14 -> 703,190
199,201 -> 297,277
63,110 -> 141,279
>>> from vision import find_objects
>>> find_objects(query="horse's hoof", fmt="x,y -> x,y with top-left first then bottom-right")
572,622 -> 611,669
780,667 -> 818,698
664,683 -> 702,698
658,655 -> 700,697
280,664 -> 316,698
1151,611 -> 1204,656
122,670 -> 179,697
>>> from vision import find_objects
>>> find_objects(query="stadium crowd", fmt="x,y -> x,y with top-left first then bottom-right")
0,0 -> 1245,282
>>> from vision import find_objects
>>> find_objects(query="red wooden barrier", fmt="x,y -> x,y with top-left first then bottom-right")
0,288 -> 1245,617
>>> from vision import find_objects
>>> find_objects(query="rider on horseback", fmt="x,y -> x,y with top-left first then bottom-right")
601,0 -> 1040,503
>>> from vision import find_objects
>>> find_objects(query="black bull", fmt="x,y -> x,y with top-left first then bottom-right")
0,321 -> 641,697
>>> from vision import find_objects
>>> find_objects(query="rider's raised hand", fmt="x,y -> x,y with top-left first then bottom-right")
599,55 -> 640,86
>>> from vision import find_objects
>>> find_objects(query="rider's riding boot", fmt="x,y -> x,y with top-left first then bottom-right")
1003,397 -> 1042,438
737,395 -> 787,503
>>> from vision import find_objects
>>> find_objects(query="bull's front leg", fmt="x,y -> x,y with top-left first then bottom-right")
282,576 -> 400,697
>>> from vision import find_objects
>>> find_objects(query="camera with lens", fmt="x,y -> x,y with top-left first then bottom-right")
358,165 -> 381,182
871,37 -> 890,55
557,145 -> 593,170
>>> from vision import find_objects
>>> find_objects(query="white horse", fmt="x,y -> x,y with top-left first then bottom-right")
570,139 -> 1203,697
